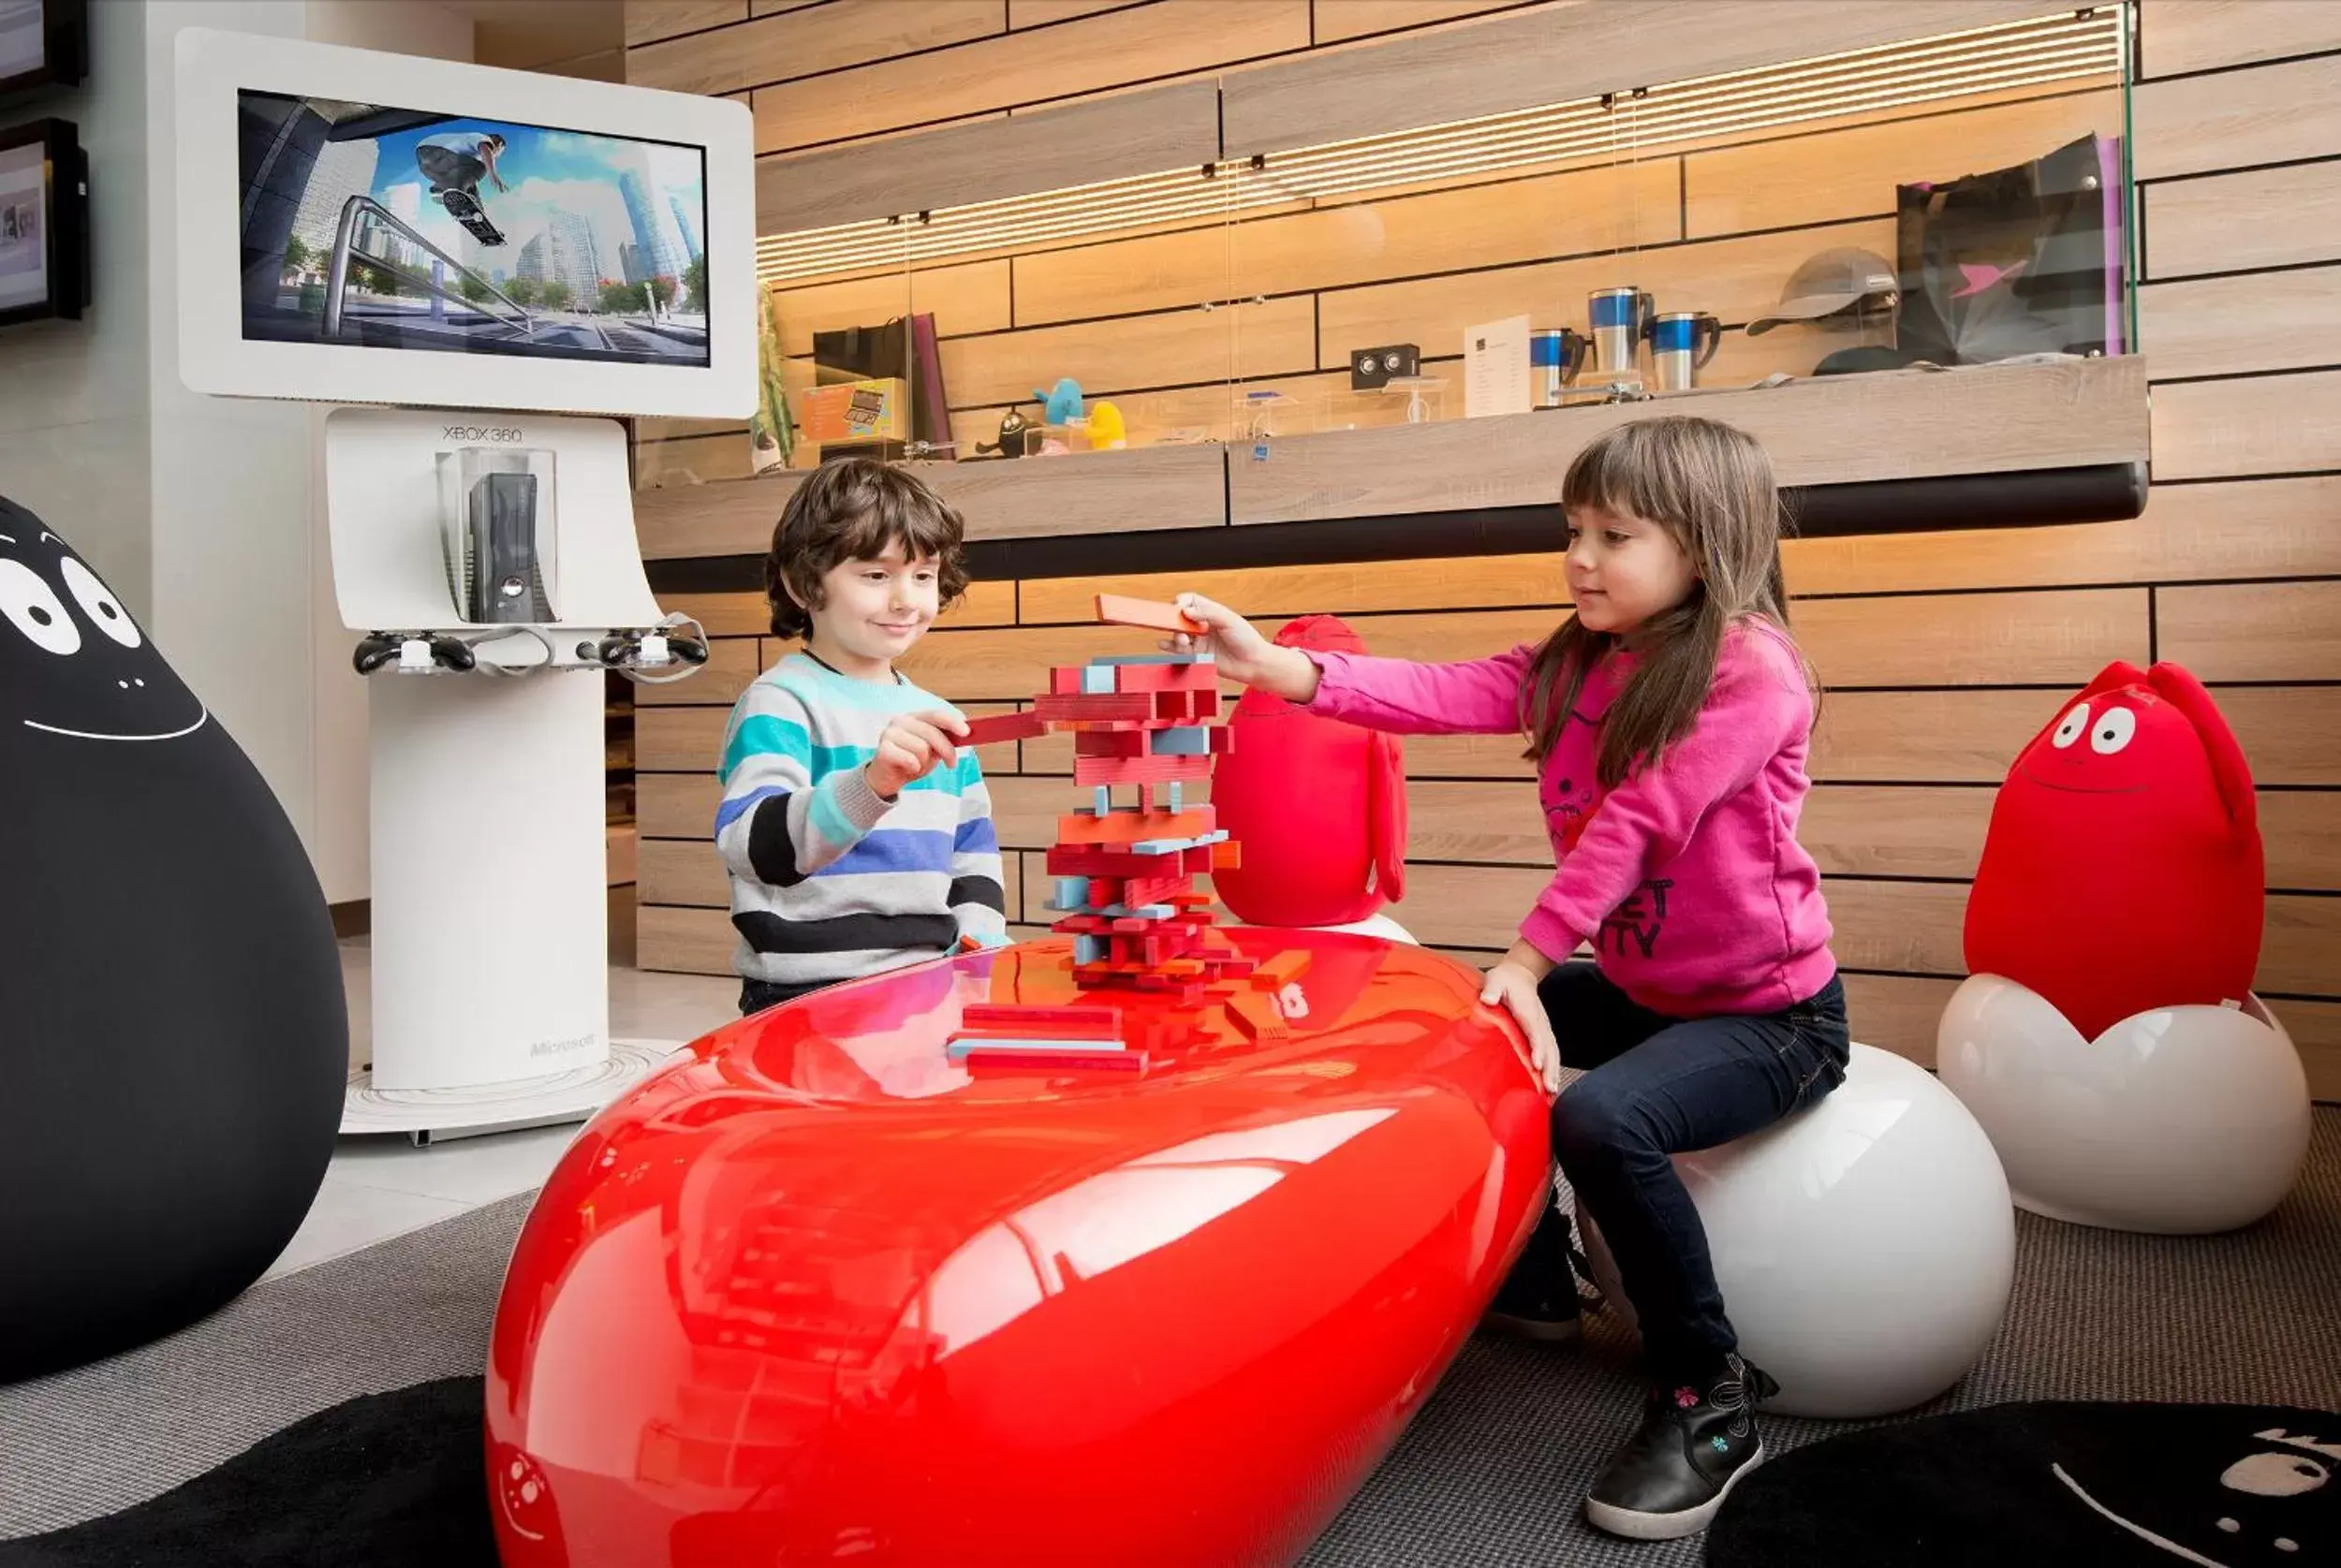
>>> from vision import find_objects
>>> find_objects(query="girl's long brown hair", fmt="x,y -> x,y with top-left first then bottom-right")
1522,417 -> 1810,788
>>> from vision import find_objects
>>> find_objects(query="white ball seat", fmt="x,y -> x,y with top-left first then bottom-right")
1303,913 -> 1419,945
1582,1043 -> 2015,1418
1937,975 -> 2309,1235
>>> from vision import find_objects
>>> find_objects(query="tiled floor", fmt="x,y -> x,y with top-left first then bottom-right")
263,942 -> 738,1282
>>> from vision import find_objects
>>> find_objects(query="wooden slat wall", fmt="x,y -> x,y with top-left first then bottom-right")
625,0 -> 2341,1096
626,0 -> 2118,490
2125,0 -> 2341,1092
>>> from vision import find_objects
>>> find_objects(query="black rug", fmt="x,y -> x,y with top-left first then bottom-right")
1710,1400 -> 2341,1568
0,1378 -> 496,1568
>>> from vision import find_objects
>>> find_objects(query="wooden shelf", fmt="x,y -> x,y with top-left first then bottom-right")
1231,358 -> 2148,526
633,358 -> 2149,562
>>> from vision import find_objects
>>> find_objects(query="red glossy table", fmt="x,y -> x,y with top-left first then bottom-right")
485,931 -> 1549,1567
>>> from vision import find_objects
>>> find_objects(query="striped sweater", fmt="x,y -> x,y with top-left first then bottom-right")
715,652 -> 1008,989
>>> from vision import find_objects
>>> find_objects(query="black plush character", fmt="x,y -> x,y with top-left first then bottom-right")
1711,1400 -> 2339,1566
0,499 -> 345,1382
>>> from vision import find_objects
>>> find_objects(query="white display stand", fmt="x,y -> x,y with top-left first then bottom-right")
326,408 -> 692,1141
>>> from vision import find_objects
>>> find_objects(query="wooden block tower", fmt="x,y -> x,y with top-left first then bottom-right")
943,597 -> 1260,1072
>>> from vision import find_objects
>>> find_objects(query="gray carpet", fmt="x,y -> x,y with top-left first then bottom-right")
6,1113 -> 2338,1566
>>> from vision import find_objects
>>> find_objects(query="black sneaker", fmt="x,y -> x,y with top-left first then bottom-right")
1480,1204 -> 1597,1342
1583,1353 -> 1780,1540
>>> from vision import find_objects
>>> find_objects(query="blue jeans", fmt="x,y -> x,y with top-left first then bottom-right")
1533,961 -> 1849,1385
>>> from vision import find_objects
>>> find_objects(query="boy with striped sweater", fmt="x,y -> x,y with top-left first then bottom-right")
716,460 -> 1008,1016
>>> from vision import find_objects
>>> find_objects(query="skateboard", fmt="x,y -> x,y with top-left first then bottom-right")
439,187 -> 507,247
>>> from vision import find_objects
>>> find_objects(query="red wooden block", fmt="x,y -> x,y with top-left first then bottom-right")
959,711 -> 1050,747
1072,730 -> 1148,758
962,1004 -> 1121,1037
1073,754 -> 1214,789
1106,662 -> 1219,693
1045,845 -> 1186,877
1035,693 -> 1155,724
958,1046 -> 1148,1074
1095,593 -> 1203,635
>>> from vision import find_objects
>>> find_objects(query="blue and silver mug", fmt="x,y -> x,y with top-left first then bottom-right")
1645,311 -> 1721,391
1529,328 -> 1590,405
1588,287 -> 1655,376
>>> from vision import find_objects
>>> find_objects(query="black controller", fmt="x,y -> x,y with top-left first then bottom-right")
353,632 -> 478,676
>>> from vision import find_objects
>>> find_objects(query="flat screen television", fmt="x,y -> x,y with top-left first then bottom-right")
0,116 -> 85,328
173,28 -> 754,419
0,0 -> 86,97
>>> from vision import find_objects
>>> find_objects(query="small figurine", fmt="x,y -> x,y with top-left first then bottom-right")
1034,377 -> 1086,425
1088,400 -> 1128,449
974,405 -> 1033,459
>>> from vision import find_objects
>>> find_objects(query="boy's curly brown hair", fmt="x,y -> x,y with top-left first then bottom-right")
763,458 -> 970,640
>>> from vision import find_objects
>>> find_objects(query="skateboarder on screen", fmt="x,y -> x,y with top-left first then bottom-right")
414,130 -> 509,245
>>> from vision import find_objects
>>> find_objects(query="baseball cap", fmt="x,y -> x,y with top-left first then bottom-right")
1746,248 -> 1899,335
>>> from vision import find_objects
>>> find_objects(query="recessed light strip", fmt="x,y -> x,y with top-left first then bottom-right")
758,9 -> 2120,286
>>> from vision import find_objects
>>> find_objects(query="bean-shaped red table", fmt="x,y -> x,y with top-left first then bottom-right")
486,930 -> 1549,1566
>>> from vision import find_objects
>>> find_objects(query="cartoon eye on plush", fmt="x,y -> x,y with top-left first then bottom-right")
59,556 -> 140,649
0,557 -> 81,655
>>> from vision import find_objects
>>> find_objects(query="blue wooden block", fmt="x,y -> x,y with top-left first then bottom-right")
1050,875 -> 1092,913
1099,903 -> 1175,919
1093,652 -> 1214,667
1150,725 -> 1212,755
949,1035 -> 1125,1059
1168,781 -> 1184,813
1075,935 -> 1108,964
1081,664 -> 1117,694
1129,835 -> 1205,855
1094,785 -> 1112,817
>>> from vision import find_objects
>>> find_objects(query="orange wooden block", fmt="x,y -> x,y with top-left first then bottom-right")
1224,989 -> 1288,1041
1096,593 -> 1203,635
1211,841 -> 1242,871
1250,951 -> 1313,991
1055,808 -> 1217,846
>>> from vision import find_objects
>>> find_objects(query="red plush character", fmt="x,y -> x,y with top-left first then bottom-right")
1212,615 -> 1407,928
1964,661 -> 2263,1041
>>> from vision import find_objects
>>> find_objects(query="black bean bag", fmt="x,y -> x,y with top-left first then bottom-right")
0,499 -> 346,1382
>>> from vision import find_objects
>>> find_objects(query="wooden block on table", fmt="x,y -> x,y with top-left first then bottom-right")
1251,951 -> 1312,990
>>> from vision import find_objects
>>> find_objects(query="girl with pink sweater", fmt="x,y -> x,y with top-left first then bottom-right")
1173,416 -> 1847,1543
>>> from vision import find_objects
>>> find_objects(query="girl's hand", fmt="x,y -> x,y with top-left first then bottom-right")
1166,593 -> 1319,702
1480,960 -> 1561,1093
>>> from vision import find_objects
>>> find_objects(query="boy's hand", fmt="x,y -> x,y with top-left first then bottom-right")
865,710 -> 966,799
1165,593 -> 1320,703
1480,960 -> 1561,1093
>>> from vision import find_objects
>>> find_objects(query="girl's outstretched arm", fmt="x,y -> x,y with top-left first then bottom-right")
1172,593 -> 1532,737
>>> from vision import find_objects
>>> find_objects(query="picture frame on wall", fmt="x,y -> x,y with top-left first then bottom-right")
0,0 -> 88,98
0,117 -> 88,328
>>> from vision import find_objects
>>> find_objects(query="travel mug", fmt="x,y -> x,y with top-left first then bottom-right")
1529,328 -> 1590,406
1646,311 -> 1721,391
1589,287 -> 1654,377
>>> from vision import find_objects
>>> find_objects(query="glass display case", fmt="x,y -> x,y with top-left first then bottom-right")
653,3 -> 2134,488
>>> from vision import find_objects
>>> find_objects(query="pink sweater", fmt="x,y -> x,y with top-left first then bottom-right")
1304,619 -> 1836,1018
